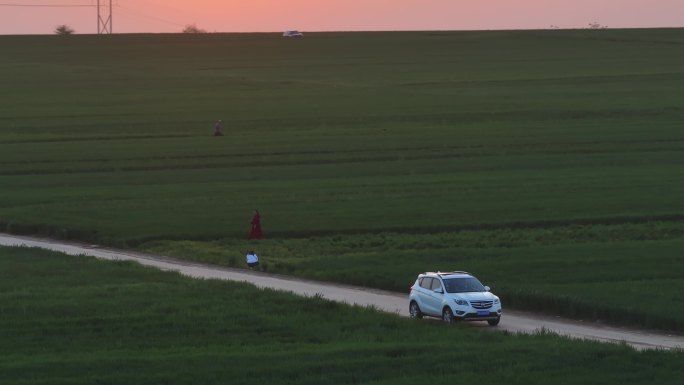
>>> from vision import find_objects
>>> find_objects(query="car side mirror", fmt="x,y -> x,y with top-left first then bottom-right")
433,288 -> 443,294
484,286 -> 491,292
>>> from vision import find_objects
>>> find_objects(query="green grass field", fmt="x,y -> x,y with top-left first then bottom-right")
1,30 -> 683,331
1,247 -> 683,385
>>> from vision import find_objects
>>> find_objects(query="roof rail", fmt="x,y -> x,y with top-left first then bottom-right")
423,271 -> 471,276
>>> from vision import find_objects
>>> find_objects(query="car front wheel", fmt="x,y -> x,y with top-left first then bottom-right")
442,307 -> 455,323
409,301 -> 423,319
487,317 -> 500,326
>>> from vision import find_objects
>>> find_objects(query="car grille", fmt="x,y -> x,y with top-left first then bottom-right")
470,300 -> 493,309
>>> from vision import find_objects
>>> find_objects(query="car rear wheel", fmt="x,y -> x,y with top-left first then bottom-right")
487,317 -> 500,326
409,301 -> 423,319
442,307 -> 455,323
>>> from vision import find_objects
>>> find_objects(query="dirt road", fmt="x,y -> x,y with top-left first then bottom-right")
1,233 -> 682,350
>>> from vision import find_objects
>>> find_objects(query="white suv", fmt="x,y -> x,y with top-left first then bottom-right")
409,271 -> 502,326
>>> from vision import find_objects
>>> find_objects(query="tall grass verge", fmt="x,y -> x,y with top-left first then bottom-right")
0,246 -> 683,385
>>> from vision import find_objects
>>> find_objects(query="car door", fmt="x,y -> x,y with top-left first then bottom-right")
415,277 -> 431,314
416,277 -> 436,316
422,278 -> 445,316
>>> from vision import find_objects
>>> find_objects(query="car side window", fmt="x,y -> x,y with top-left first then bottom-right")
419,277 -> 432,289
431,278 -> 443,291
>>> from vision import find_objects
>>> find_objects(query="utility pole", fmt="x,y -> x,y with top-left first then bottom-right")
97,0 -> 113,34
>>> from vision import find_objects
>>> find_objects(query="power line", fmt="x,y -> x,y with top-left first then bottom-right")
0,0 -> 189,32
0,3 -> 95,6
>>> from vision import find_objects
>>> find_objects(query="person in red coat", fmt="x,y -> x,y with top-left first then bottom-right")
249,209 -> 262,240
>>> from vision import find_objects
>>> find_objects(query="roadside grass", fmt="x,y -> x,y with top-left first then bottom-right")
1,246 -> 683,385
143,222 -> 684,332
1,30 -> 683,332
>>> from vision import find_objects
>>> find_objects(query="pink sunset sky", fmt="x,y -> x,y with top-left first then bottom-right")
0,0 -> 683,35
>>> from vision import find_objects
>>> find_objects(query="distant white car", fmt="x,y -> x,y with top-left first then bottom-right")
409,271 -> 502,325
283,30 -> 303,37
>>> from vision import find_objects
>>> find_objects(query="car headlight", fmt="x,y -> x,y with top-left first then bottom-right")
494,298 -> 500,304
453,299 -> 468,306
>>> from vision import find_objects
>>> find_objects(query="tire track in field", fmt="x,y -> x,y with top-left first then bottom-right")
1,233 -> 683,351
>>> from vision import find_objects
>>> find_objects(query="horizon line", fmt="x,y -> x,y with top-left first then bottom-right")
2,25 -> 684,36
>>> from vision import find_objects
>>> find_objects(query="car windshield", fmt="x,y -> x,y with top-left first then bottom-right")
443,277 -> 486,293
